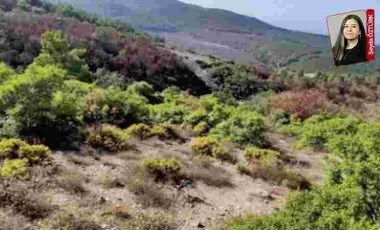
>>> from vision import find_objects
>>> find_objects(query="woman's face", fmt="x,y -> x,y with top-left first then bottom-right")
343,18 -> 361,41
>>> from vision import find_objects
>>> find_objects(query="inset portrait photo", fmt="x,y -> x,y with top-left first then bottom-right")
327,9 -> 375,66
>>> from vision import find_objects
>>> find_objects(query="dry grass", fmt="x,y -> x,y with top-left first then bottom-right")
66,155 -> 94,167
37,209 -> 105,230
56,170 -> 88,194
28,164 -> 61,191
100,171 -> 125,189
125,162 -> 174,209
124,211 -> 177,230
0,208 -> 32,230
0,182 -> 54,220
183,160 -> 233,187
106,204 -> 131,219
127,176 -> 173,209
249,164 -> 311,190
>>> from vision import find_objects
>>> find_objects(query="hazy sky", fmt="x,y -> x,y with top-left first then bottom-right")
178,0 -> 379,43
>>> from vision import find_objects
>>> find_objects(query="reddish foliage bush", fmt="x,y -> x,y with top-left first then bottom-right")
111,37 -> 177,76
12,15 -> 94,42
269,89 -> 326,120
12,15 -> 54,40
67,21 -> 95,41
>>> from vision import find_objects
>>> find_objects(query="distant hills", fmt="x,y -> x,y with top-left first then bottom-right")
50,0 -> 380,73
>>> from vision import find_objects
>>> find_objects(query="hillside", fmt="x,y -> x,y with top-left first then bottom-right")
49,0 -> 380,73
1,1 -> 380,230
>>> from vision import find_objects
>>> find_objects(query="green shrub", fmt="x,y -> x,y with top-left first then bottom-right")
0,64 -> 66,140
193,121 -> 209,137
0,159 -> 28,179
0,62 -> 14,84
126,81 -> 156,102
151,124 -> 177,139
244,147 -> 280,167
225,120 -> 380,229
237,163 -> 250,175
226,184 -> 377,230
191,137 -> 218,156
18,144 -> 52,165
0,116 -> 18,138
33,30 -> 90,79
191,137 -> 232,161
86,125 -> 130,152
207,104 -> 234,126
84,86 -> 150,127
174,92 -> 201,110
0,138 -> 51,164
148,103 -> 190,124
272,110 -> 291,128
142,157 -> 181,180
249,90 -> 275,115
104,86 -> 149,125
53,80 -> 96,120
210,110 -> 266,147
212,145 -> 233,162
184,109 -> 207,126
296,116 -> 360,150
162,86 -> 181,103
199,94 -> 221,112
125,123 -> 151,140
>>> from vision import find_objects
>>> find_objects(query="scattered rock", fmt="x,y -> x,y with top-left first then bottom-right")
197,222 -> 206,228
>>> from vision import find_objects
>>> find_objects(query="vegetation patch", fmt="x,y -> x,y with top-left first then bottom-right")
191,137 -> 233,162
86,125 -> 130,152
142,157 -> 181,181
241,146 -> 310,190
0,183 -> 53,220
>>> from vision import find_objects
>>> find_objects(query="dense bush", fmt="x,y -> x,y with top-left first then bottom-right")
0,158 -> 28,179
109,37 -> 210,95
209,108 -> 266,147
191,137 -> 219,157
209,64 -> 278,100
149,103 -> 190,124
226,117 -> 380,229
33,30 -> 91,80
295,116 -> 360,150
0,138 -> 51,179
0,138 -> 51,164
0,63 -> 71,146
86,125 -> 130,152
0,62 -> 14,84
269,89 -> 326,120
191,137 -> 231,161
148,88 -> 196,124
84,85 -> 150,127
150,123 -> 177,140
245,147 -> 280,167
142,157 -> 181,181
193,121 -> 209,136
325,123 -> 380,220
227,185 -> 378,230
125,123 -> 152,140
249,90 -> 275,115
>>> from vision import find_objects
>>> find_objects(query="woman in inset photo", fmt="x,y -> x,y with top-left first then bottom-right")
332,14 -> 367,66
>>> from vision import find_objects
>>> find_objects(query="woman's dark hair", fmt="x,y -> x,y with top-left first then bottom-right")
332,14 -> 366,61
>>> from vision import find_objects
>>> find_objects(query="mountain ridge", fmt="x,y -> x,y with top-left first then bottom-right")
49,0 -> 380,73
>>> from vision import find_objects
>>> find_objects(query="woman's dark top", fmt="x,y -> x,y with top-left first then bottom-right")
334,43 -> 367,66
